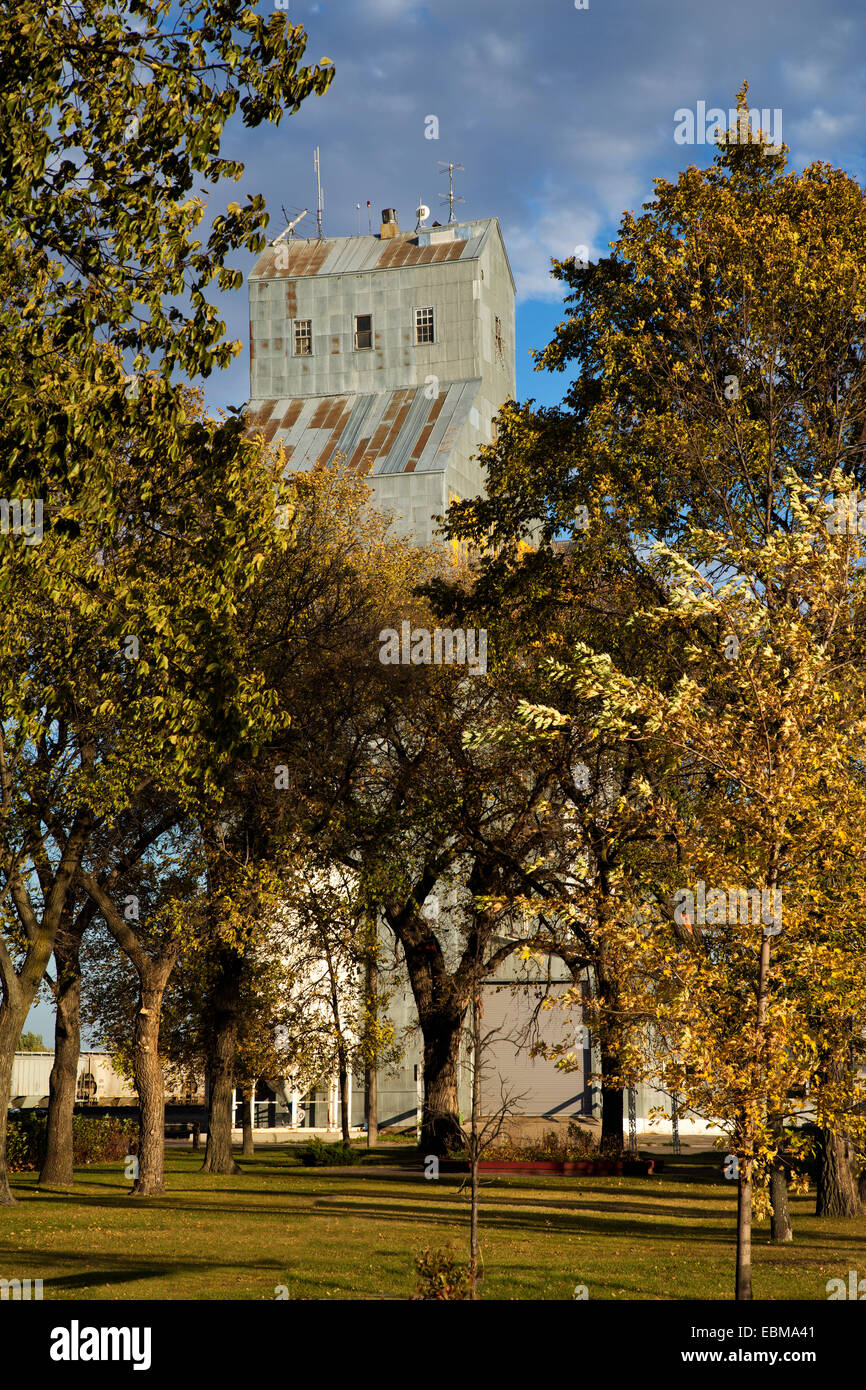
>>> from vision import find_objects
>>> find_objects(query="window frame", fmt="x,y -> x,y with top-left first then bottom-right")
293,319 -> 313,357
354,313 -> 373,351
413,306 -> 435,345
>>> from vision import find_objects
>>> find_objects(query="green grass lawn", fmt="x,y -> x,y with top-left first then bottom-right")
0,1146 -> 861,1300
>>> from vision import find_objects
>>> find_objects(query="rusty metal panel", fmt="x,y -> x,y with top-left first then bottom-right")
283,240 -> 332,277
364,391 -> 406,457
291,427 -> 335,471
413,380 -> 480,472
250,224 -> 486,284
375,387 -> 431,475
256,381 -> 485,482
338,394 -> 389,469
310,395 -> 350,432
247,400 -> 276,429
381,390 -> 415,453
376,239 -> 402,269
284,398 -> 321,446
280,401 -> 304,432
317,402 -> 354,467
310,398 -> 335,429
403,392 -> 448,473
435,379 -> 478,457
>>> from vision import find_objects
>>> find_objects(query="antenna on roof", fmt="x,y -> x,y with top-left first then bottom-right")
314,147 -> 324,238
438,161 -> 465,224
272,208 -> 309,244
415,198 -> 430,231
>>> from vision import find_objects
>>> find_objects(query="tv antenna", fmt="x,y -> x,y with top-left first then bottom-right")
313,146 -> 324,238
273,208 -> 309,244
415,198 -> 431,231
438,161 -> 464,224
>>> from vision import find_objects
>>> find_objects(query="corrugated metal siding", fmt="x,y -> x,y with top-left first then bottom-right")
478,983 -> 591,1118
10,1052 -> 136,1103
431,380 -> 478,463
249,379 -> 482,477
375,387 -> 436,475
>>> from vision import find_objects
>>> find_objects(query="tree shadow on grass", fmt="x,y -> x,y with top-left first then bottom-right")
306,1193 -> 740,1245
5,1170 -> 731,1224
3,1245 -> 399,1301
3,1245 -> 292,1295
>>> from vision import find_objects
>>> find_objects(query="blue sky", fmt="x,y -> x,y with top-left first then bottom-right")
199,0 -> 866,417
25,0 -> 866,1044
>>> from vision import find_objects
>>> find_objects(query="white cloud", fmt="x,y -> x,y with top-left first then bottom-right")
505,203 -> 605,302
363,0 -> 422,17
194,0 -> 866,422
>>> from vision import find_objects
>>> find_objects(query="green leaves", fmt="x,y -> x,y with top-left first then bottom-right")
0,0 -> 334,381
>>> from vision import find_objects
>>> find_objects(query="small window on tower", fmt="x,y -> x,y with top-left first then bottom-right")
293,320 -> 312,356
354,314 -> 373,350
414,307 -> 435,344
495,316 -> 503,358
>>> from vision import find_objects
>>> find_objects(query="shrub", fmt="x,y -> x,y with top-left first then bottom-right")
565,1122 -> 599,1157
6,1114 -> 44,1173
413,1247 -> 470,1301
481,1122 -> 598,1163
295,1137 -> 360,1167
5,1113 -> 138,1172
71,1115 -> 137,1165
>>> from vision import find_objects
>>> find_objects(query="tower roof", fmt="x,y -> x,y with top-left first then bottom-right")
250,217 -> 515,293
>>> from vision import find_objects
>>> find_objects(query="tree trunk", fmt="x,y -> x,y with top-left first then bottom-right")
130,977 -> 167,1197
769,1156 -> 793,1242
386,887 -> 502,1158
337,1049 -> 350,1144
469,984 -> 481,1301
737,895 -> 773,1297
365,1061 -> 378,1150
816,1128 -> 861,1217
600,1070 -> 624,1157
201,1059 -> 241,1174
39,932 -> 82,1189
200,947 -> 243,1175
323,939 -> 351,1145
0,1000 -> 29,1205
240,1082 -> 255,1158
593,954 -> 624,1156
420,1018 -> 465,1156
365,958 -> 378,1149
0,922 -> 60,1203
736,1162 -> 753,1300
